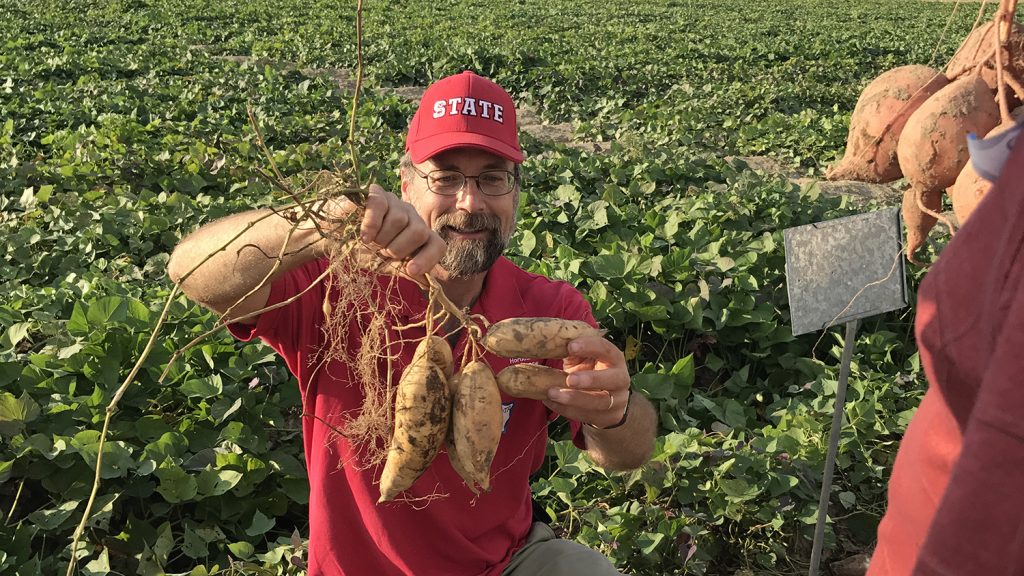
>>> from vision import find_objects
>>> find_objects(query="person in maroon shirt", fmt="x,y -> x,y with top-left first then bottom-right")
168,71 -> 657,575
867,132 -> 1024,574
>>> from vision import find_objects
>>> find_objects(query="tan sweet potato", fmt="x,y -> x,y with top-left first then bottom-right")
495,363 -> 567,400
897,75 -> 1000,192
482,317 -> 600,359
903,187 -> 943,263
447,361 -> 502,494
948,111 -> 1023,226
378,336 -> 453,503
826,65 -> 949,183
445,427 -> 476,493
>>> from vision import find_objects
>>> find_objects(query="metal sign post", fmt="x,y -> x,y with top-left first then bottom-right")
783,206 -> 908,576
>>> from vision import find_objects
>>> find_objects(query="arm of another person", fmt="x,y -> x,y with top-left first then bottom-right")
544,336 -> 658,471
167,184 -> 446,322
910,287 -> 1024,574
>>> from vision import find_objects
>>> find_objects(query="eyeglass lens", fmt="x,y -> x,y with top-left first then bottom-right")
427,170 -> 514,196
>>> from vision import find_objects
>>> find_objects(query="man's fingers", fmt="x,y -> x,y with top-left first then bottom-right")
360,185 -> 390,244
406,234 -> 447,277
565,335 -> 623,364
544,387 -> 628,428
565,368 -> 624,392
372,207 -> 411,255
547,388 -> 608,407
358,185 -> 443,277
380,223 -> 430,261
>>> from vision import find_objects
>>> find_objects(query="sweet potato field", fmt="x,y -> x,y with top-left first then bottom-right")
0,0 -> 997,574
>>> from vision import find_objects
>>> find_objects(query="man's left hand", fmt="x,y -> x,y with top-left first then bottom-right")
543,335 -> 631,429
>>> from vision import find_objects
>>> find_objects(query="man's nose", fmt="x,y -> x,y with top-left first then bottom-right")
455,178 -> 487,211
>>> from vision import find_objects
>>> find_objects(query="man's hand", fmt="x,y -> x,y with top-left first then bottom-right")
543,335 -> 631,428
357,184 -> 447,278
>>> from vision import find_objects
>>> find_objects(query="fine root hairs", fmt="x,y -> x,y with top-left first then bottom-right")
318,234 -> 408,469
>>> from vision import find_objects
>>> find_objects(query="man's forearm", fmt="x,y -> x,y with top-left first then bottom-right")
581,393 -> 657,471
167,206 -> 327,314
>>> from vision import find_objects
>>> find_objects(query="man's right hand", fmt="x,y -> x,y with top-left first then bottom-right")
356,184 -> 447,279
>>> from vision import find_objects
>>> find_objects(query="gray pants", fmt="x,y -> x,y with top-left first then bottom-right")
502,523 -> 624,576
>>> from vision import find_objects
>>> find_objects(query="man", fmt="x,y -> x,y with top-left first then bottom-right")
168,71 -> 657,576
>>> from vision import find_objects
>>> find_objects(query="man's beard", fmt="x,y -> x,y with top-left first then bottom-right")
434,212 -> 508,278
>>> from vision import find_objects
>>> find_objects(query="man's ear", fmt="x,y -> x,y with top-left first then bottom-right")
400,171 -> 410,201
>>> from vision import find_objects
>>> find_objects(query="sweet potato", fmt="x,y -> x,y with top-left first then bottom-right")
897,75 -> 1000,192
826,65 -> 949,183
482,317 -> 601,359
948,111 -> 1023,226
448,361 -> 502,494
902,187 -> 943,263
946,21 -> 1024,96
445,427 -> 476,493
495,363 -> 567,400
378,336 -> 453,503
949,164 -> 989,228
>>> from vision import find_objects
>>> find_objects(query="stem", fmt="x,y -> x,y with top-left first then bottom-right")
158,265 -> 333,383
916,188 -> 956,237
929,0 -> 963,68
348,0 -> 365,181
5,478 -> 24,526
67,285 -> 180,576
994,3 -> 1012,124
247,106 -> 287,189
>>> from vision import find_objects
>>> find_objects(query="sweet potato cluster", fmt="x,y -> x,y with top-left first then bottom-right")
377,318 -> 601,502
826,17 -> 1023,264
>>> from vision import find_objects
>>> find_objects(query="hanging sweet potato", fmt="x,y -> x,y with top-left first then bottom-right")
447,361 -> 503,494
826,65 -> 948,183
378,336 -> 453,503
948,109 -> 1023,226
897,75 -> 1000,192
902,187 -> 944,264
946,21 -> 1024,97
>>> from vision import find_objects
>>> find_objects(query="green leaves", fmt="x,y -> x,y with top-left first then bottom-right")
245,510 -> 275,537
0,392 -> 40,438
155,465 -> 198,504
72,432 -> 135,479
196,470 -> 243,497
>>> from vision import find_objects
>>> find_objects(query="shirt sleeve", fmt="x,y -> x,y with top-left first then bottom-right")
911,285 -> 1024,574
226,258 -> 329,380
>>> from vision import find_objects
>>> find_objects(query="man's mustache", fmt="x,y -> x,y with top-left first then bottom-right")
433,212 -> 502,236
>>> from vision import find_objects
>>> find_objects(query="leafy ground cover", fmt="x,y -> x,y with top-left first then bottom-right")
0,0 -> 982,574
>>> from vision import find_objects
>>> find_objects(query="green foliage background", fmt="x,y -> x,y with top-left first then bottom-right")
0,0 -> 978,574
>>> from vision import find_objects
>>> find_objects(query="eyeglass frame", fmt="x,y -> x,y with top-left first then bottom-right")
409,164 -> 521,197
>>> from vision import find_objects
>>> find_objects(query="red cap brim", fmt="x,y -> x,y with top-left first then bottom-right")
408,131 -> 524,165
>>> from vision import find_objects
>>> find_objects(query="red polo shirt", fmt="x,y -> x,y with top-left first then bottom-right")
867,138 -> 1024,574
230,256 -> 592,576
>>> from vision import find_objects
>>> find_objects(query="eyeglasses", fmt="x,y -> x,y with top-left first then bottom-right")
410,166 -> 518,197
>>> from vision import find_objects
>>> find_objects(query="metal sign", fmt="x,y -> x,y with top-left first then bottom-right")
784,206 -> 907,336
783,205 -> 910,576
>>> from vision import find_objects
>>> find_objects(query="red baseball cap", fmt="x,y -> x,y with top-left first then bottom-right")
405,71 -> 523,164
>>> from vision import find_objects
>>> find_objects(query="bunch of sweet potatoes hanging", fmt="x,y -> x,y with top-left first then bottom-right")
377,317 -> 602,502
826,5 -> 1023,264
